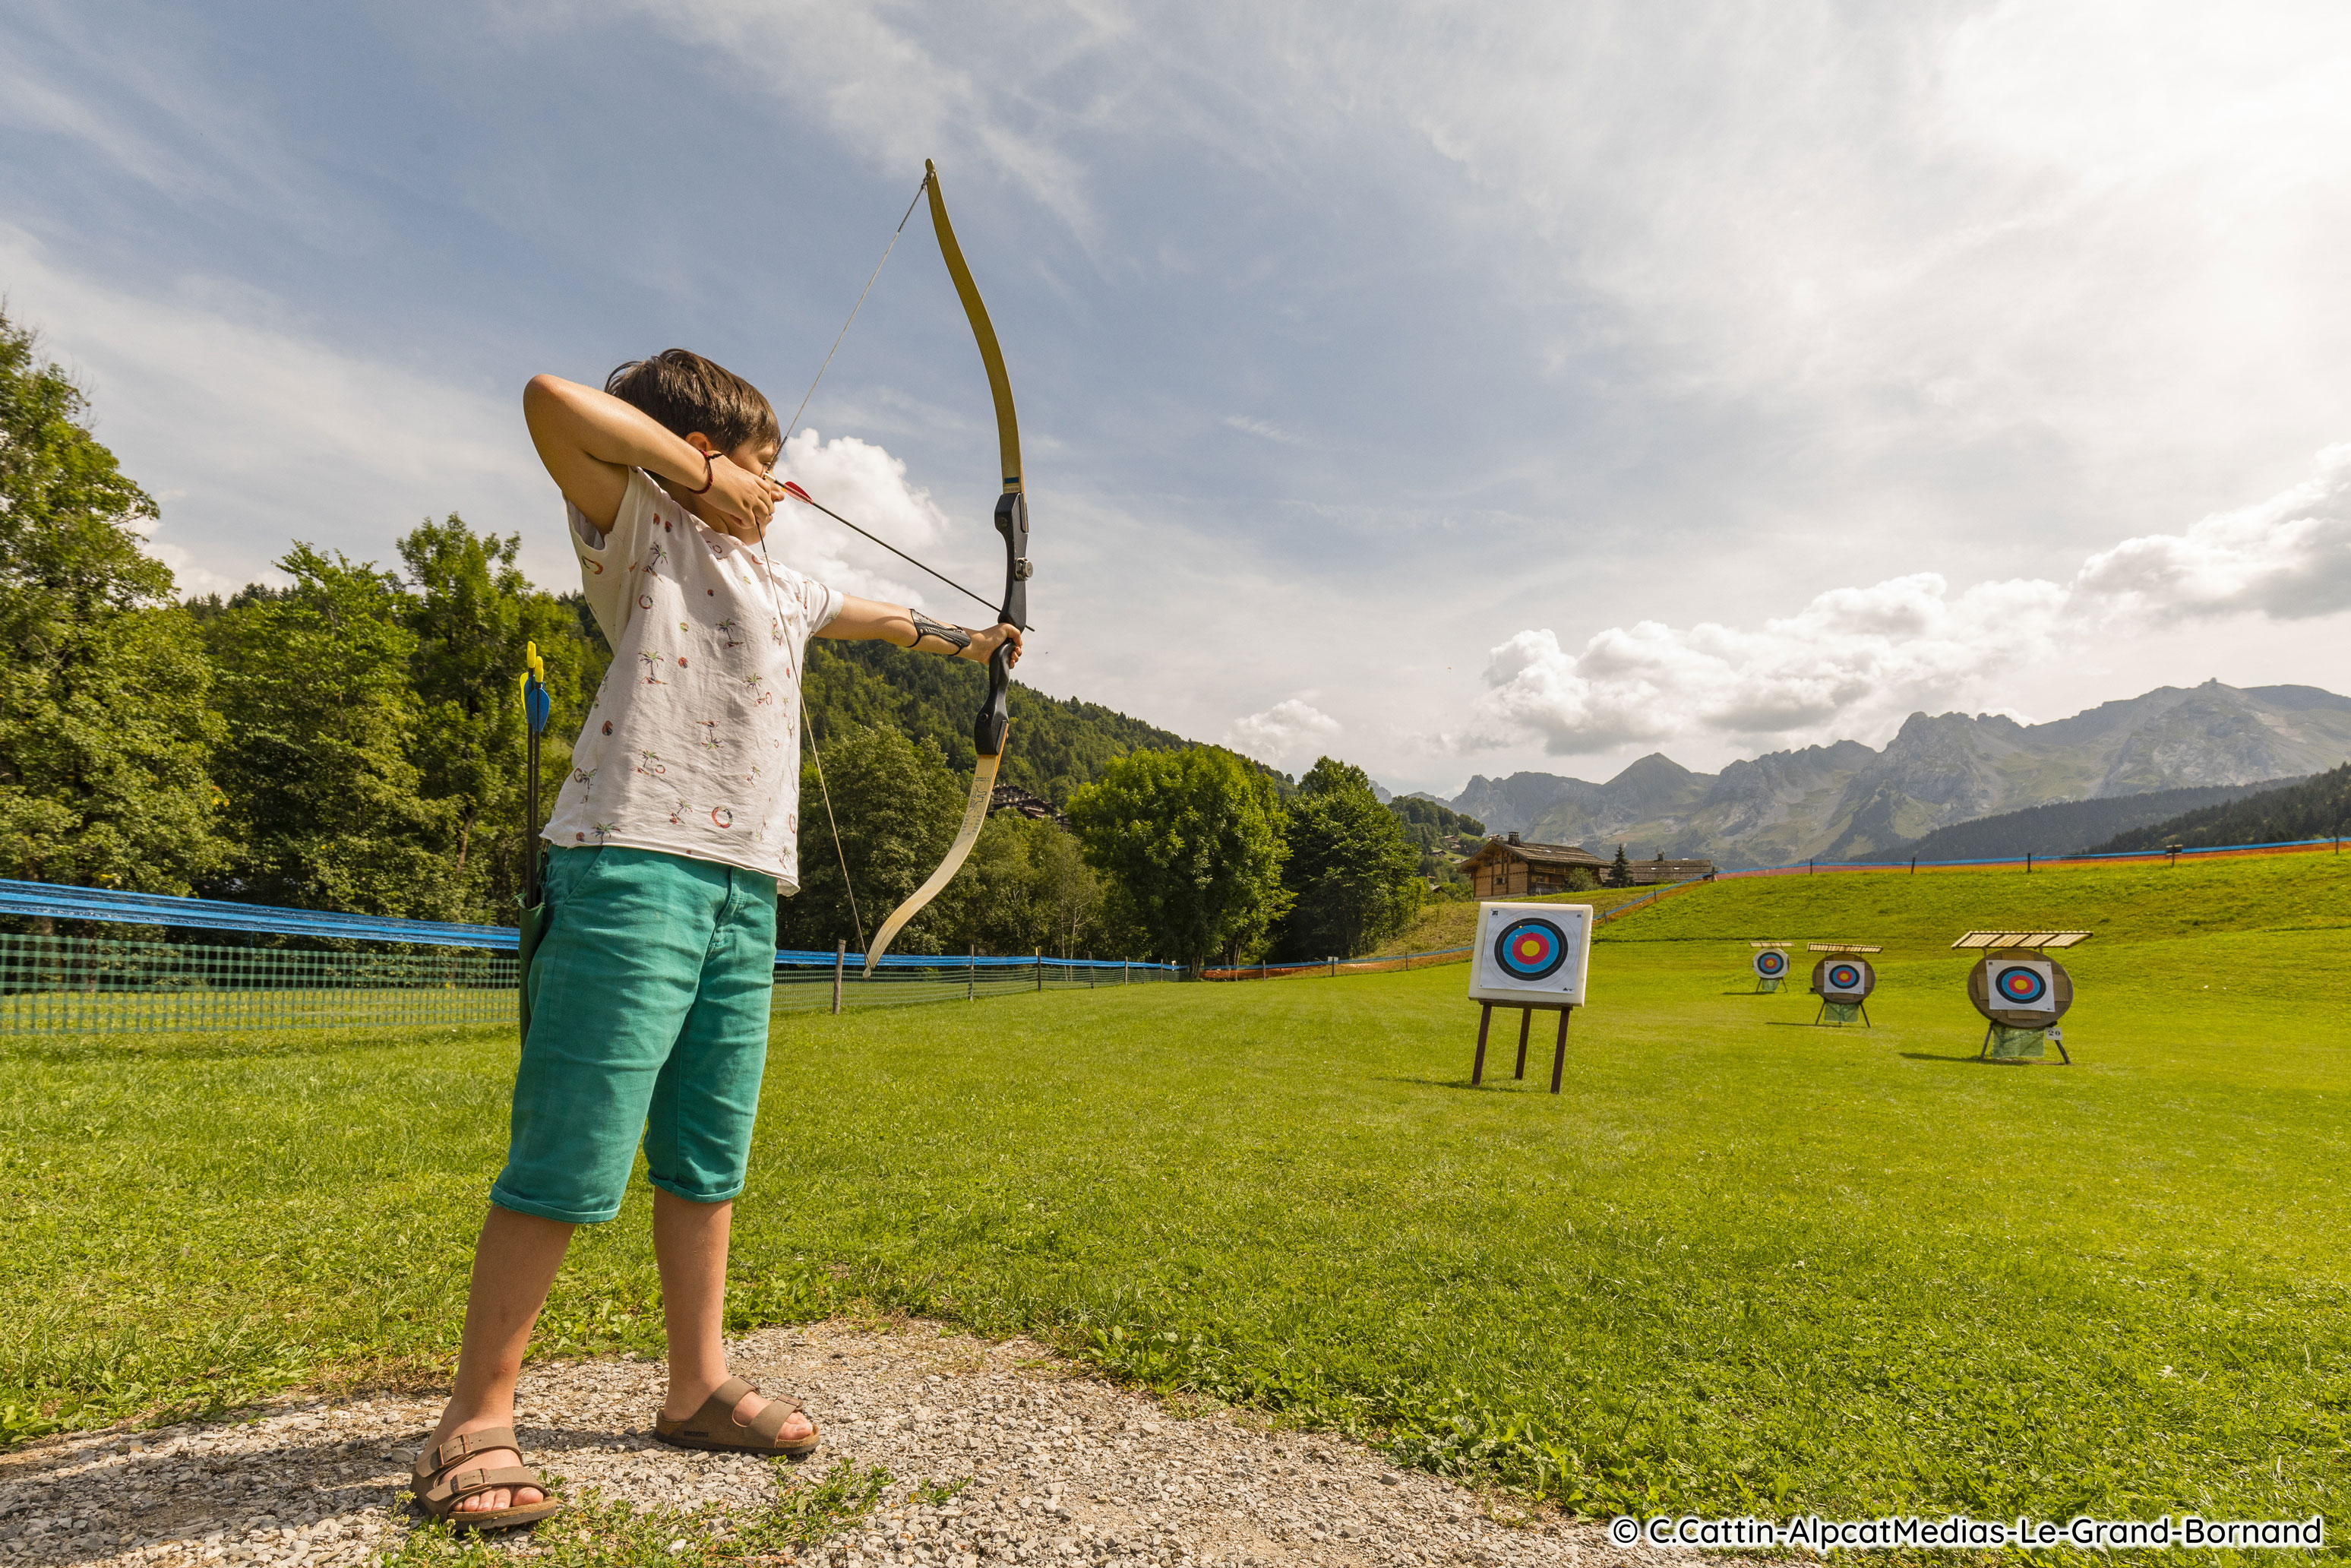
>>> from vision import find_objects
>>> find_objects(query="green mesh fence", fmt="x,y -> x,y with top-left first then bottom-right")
0,932 -> 518,1035
0,934 -> 1180,1035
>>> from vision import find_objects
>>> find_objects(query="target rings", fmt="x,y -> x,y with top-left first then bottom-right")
1752,948 -> 1790,979
1812,955 -> 1876,1000
1998,966 -> 2047,1004
1493,917 -> 1570,982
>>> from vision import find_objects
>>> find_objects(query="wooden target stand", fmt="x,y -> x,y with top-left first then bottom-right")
1807,942 -> 1881,1026
1951,930 -> 2092,1064
1471,1001 -> 1575,1094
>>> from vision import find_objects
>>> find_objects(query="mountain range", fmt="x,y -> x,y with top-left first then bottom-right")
1422,681 -> 2351,869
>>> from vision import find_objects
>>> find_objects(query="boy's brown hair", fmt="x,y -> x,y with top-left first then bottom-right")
605,349 -> 781,454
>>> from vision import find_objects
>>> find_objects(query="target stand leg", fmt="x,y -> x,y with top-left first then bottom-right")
1472,1003 -> 1493,1086
1977,1023 -> 1993,1061
1514,1008 -> 1531,1080
1860,1003 -> 1872,1029
1550,1007 -> 1572,1094
2050,1032 -> 2071,1065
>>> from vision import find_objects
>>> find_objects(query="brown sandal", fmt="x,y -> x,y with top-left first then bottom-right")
653,1375 -> 820,1459
409,1426 -> 563,1532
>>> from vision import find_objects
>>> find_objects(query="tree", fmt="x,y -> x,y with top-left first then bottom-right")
0,312 -> 229,893
203,546 -> 463,918
399,515 -> 599,921
1607,843 -> 1632,888
1275,757 -> 1423,959
779,722 -> 965,953
939,811 -> 1114,959
1066,746 -> 1289,968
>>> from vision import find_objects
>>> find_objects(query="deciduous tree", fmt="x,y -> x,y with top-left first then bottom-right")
1275,757 -> 1424,959
1066,746 -> 1288,968
0,313 -> 228,893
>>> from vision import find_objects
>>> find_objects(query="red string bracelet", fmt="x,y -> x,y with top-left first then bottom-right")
681,448 -> 717,495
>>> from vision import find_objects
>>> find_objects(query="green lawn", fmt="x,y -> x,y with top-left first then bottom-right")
3,852 -> 2346,1535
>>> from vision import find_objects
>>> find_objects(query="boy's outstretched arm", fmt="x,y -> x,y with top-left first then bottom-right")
817,596 -> 1024,671
523,375 -> 779,541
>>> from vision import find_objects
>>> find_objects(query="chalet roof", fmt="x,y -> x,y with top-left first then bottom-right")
1462,837 -> 1610,870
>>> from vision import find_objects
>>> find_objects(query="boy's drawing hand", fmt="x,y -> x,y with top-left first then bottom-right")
700,453 -> 779,544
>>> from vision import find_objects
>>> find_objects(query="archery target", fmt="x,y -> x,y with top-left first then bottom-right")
1469,902 -> 1591,1005
1752,948 -> 1791,980
1812,955 -> 1875,1001
1969,957 -> 2070,1024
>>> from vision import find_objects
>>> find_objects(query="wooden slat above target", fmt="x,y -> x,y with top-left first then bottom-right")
1951,930 -> 2093,950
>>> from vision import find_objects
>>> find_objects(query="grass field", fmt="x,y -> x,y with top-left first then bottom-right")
3,851 -> 2346,1537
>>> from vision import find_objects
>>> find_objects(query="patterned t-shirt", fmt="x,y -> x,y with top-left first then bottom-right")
541,467 -> 842,890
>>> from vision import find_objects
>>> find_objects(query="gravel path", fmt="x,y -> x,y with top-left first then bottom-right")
0,1320 -> 1717,1568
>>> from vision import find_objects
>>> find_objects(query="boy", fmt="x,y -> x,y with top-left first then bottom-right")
410,350 -> 1021,1528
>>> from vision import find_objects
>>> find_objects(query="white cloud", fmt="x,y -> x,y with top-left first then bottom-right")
0,226 -> 548,595
586,0 -> 1105,235
1468,447 -> 2351,757
2075,444 -> 2351,622
1224,414 -> 1303,445
1226,698 -> 1342,767
769,427 -> 965,612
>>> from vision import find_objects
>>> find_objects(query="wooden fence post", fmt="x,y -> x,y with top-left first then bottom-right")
832,940 -> 845,1015
1035,947 -> 1043,992
968,949 -> 976,1001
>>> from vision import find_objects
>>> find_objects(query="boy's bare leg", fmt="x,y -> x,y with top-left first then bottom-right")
653,1189 -> 814,1443
427,1205 -> 574,1512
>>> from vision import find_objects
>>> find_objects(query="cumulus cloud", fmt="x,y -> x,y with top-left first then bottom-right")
768,427 -> 964,612
1226,698 -> 1342,767
1469,447 -> 2351,757
2075,444 -> 2351,621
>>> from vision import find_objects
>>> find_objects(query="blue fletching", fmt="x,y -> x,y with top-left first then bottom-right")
525,677 -> 551,735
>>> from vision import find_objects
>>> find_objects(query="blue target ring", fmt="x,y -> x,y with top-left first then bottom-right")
1995,964 -> 2049,1005
1755,949 -> 1789,978
1493,918 -> 1569,982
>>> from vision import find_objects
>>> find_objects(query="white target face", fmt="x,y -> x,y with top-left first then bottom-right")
1988,959 -> 2056,1016
1752,948 -> 1790,980
1469,903 -> 1592,1005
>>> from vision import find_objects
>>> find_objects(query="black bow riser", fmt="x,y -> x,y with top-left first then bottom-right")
975,490 -> 1029,757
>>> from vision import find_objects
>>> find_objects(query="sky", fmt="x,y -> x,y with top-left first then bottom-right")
5,0 -> 2350,798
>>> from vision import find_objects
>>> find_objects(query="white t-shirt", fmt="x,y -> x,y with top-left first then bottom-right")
542,467 -> 843,890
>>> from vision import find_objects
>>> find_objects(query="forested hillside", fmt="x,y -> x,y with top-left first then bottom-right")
2090,762 -> 2351,853
1855,776 -> 2305,863
802,639 -> 1236,805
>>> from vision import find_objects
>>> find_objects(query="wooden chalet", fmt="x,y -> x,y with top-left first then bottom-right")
987,782 -> 1069,829
1462,834 -> 1610,897
1462,833 -> 1714,896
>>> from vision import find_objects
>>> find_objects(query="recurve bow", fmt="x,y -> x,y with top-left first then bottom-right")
861,160 -> 1031,976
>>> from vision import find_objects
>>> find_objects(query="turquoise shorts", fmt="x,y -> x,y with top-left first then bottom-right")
491,846 -> 778,1225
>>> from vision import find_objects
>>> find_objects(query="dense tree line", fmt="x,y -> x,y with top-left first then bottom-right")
0,315 -> 1427,966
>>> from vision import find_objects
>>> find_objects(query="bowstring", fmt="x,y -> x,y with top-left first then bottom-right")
765,170 -> 930,964
779,174 -> 930,449
801,710 -> 868,956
